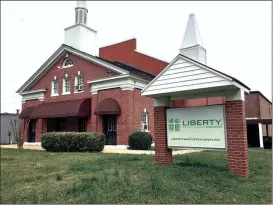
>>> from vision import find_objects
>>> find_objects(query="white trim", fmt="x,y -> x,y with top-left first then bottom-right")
16,45 -> 129,94
141,54 -> 250,96
51,80 -> 59,96
21,89 -> 46,95
21,89 -> 46,103
88,74 -> 149,93
258,123 -> 264,148
64,23 -> 97,33
62,78 -> 71,95
246,117 -> 258,120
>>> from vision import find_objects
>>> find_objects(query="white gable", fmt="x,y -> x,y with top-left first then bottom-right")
142,55 -> 249,97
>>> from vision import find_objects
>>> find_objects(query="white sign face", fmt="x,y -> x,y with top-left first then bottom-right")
166,105 -> 226,149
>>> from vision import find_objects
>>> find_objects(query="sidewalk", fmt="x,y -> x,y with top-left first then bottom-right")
0,144 -> 201,155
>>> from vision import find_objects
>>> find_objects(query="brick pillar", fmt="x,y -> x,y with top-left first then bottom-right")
225,100 -> 249,178
154,97 -> 172,164
91,94 -> 98,132
35,119 -> 42,142
42,119 -> 47,134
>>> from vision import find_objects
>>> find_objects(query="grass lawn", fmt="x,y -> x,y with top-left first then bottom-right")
0,148 -> 272,204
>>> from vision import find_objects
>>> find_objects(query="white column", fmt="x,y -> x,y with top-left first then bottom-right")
258,123 -> 264,148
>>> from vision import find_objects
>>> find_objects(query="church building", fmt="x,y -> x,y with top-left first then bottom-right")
18,1 -> 271,148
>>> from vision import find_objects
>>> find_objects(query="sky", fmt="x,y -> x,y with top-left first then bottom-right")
1,1 -> 271,113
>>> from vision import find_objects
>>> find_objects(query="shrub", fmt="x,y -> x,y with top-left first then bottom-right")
128,131 -> 153,150
41,132 -> 106,152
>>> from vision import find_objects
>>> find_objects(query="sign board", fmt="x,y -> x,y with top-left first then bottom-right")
166,105 -> 226,150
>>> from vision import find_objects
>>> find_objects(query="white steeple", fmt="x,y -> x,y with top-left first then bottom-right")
180,14 -> 207,65
64,0 -> 98,56
75,0 -> 88,25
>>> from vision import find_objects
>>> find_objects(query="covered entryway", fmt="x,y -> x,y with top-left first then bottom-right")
141,52 -> 251,178
94,98 -> 121,145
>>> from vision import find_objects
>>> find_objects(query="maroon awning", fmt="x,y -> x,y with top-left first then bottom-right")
19,107 -> 36,118
30,98 -> 91,119
94,98 -> 121,115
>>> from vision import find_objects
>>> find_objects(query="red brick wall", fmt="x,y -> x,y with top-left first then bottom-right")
245,93 -> 260,118
99,39 -> 168,75
133,89 -> 154,137
30,53 -> 117,103
20,52 -> 120,142
259,95 -> 272,119
171,97 -> 225,108
92,88 -> 154,145
154,106 -> 172,164
225,100 -> 249,177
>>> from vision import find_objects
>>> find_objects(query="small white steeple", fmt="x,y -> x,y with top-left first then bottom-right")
64,0 -> 98,56
180,14 -> 207,65
75,0 -> 88,25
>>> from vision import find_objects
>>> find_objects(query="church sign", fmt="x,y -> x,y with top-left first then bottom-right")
166,105 -> 227,149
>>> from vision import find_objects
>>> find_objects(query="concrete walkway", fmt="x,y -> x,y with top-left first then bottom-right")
0,144 -> 201,155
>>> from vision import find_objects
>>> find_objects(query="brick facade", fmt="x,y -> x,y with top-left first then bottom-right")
154,106 -> 172,164
99,39 -> 168,76
20,48 -> 155,145
225,100 -> 249,177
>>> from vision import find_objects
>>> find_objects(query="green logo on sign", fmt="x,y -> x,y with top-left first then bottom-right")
167,118 -> 223,132
168,118 -> 181,132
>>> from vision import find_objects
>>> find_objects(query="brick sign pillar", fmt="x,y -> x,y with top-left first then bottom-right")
225,98 -> 249,178
154,97 -> 173,164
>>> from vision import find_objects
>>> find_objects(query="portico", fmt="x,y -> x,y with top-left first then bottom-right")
141,14 -> 251,177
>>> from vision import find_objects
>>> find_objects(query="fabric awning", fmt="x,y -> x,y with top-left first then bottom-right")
19,107 -> 36,118
94,98 -> 121,115
30,98 -> 91,119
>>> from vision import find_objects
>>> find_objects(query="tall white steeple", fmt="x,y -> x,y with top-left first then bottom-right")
75,1 -> 88,25
180,14 -> 207,65
64,0 -> 98,56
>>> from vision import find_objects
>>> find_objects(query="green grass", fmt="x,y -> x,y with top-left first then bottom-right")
0,148 -> 272,204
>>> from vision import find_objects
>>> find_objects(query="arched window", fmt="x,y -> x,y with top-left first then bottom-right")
62,58 -> 73,68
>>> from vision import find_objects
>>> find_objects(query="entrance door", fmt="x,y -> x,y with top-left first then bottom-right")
103,115 -> 117,145
28,120 -> 36,142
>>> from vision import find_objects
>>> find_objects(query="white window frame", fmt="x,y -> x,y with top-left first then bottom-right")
141,112 -> 149,132
51,80 -> 59,96
62,58 -> 73,69
62,77 -> 71,95
74,75 -> 84,93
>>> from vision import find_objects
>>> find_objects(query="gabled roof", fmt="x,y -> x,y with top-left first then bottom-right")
16,44 -> 157,94
142,53 -> 250,96
179,54 -> 250,90
16,44 -> 130,94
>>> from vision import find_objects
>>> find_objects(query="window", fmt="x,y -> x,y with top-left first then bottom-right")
59,119 -> 67,132
79,10 -> 83,24
78,119 -> 86,132
75,10 -> 79,23
84,11 -> 87,24
107,117 -> 116,131
75,75 -> 83,92
63,77 -> 70,94
62,58 -> 73,68
141,112 -> 148,131
52,80 -> 59,95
